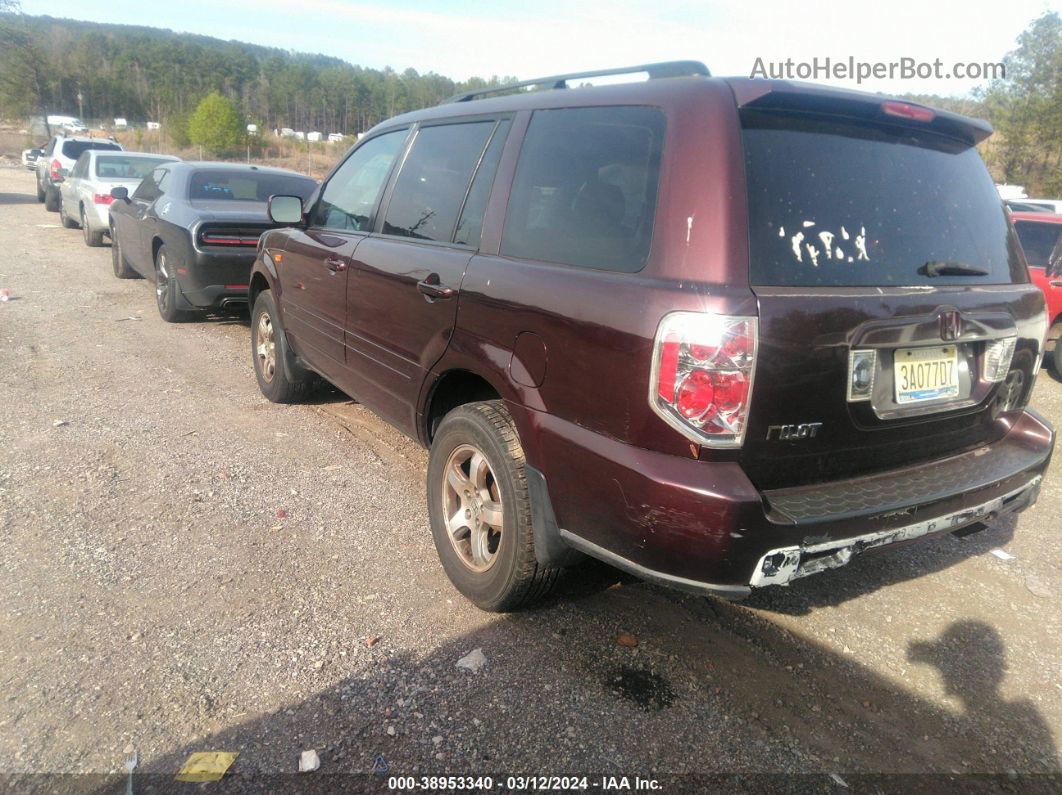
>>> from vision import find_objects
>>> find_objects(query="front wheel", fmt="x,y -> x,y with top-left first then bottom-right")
250,290 -> 315,403
427,401 -> 560,612
154,246 -> 189,323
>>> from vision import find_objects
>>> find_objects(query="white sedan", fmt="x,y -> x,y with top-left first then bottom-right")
59,150 -> 179,246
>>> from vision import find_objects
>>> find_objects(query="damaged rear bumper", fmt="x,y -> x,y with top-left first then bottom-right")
749,474 -> 1042,587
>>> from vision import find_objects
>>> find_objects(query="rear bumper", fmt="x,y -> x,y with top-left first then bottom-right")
176,251 -> 254,309
532,408 -> 1054,597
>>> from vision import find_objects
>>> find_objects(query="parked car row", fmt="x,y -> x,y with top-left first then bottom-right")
34,63 -> 1057,613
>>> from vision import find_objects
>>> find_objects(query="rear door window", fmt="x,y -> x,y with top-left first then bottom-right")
742,111 -> 1024,286
382,120 -> 496,243
1014,221 -> 1062,268
501,105 -> 666,271
454,120 -> 511,248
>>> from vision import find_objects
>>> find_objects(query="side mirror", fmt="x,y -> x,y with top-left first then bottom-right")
268,194 -> 304,226
110,186 -> 129,202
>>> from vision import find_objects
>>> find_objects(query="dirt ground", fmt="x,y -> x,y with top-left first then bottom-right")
0,163 -> 1059,793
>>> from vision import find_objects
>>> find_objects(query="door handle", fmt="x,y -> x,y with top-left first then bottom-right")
417,276 -> 455,301
325,256 -> 348,273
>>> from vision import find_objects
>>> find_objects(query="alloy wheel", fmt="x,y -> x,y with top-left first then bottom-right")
255,311 -> 276,382
441,444 -> 504,572
155,252 -> 170,313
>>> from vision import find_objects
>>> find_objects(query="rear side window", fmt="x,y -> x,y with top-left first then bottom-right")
1014,221 -> 1062,268
742,111 -> 1024,286
383,121 -> 495,243
501,106 -> 665,272
62,140 -> 121,159
315,130 -> 407,231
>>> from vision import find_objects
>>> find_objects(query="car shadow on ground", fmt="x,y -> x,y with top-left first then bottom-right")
0,192 -> 39,205
60,582 -> 1058,794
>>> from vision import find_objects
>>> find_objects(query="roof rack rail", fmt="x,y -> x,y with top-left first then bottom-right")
441,60 -> 710,105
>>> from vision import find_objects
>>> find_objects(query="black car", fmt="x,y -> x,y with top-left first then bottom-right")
108,162 -> 317,321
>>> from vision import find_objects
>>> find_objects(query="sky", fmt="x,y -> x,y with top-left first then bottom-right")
17,0 -> 1062,96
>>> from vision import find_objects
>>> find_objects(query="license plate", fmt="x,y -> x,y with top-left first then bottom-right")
894,345 -> 959,404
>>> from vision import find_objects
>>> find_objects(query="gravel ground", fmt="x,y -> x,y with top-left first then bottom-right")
0,165 -> 1059,793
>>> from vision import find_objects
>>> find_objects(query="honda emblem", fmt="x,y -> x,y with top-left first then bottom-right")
939,310 -> 962,341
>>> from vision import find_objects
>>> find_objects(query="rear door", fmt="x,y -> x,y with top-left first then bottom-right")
278,129 -> 408,377
738,104 -> 1042,490
343,118 -> 507,431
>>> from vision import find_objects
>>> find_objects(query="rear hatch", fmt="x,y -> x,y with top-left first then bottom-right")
734,87 -> 1044,490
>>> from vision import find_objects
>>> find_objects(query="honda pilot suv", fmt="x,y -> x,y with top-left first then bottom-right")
249,62 -> 1054,611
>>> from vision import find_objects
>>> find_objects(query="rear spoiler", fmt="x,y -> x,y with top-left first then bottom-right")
726,78 -> 992,146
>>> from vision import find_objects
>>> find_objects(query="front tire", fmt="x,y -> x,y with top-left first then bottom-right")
427,401 -> 560,612
251,290 -> 315,403
82,208 -> 104,246
154,246 -> 189,323
44,186 -> 60,212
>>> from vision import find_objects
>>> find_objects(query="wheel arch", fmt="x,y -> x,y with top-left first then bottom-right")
422,369 -> 503,446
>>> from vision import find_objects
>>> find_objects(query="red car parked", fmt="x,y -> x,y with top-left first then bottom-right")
248,63 -> 1054,611
1012,211 -> 1062,374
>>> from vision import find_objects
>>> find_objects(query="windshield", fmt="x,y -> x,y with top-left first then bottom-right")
741,110 -> 1025,287
62,140 -> 121,160
188,170 -> 316,202
95,155 -> 172,180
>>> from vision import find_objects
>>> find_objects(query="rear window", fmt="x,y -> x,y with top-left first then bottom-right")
1014,220 -> 1062,267
62,140 -> 121,159
95,156 -> 172,180
189,170 -> 316,202
501,105 -> 665,272
742,111 -> 1024,286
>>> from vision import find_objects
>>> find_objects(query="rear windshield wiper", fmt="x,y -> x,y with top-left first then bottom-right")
919,261 -> 990,277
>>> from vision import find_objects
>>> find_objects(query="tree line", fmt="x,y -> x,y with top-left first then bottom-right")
1,5 -> 1059,195
0,7 -> 515,137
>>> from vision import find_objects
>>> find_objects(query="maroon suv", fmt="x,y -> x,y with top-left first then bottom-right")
249,62 -> 1054,611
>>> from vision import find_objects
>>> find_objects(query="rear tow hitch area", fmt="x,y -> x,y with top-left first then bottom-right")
749,476 -> 1042,587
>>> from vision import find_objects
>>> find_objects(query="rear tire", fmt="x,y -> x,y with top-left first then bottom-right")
82,208 -> 103,246
36,179 -> 45,202
251,290 -> 315,403
59,198 -> 77,228
111,227 -> 138,278
44,186 -> 60,212
427,400 -> 560,612
154,245 -> 189,323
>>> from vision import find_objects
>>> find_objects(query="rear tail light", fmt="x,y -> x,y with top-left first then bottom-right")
50,159 -> 62,179
93,193 -> 113,205
984,337 -> 1017,382
199,229 -> 263,247
650,312 -> 758,448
